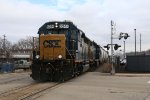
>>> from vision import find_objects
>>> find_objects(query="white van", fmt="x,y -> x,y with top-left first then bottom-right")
14,60 -> 31,70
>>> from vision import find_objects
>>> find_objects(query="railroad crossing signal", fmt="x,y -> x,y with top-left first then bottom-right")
104,44 -> 121,51
104,45 -> 110,50
124,33 -> 130,39
119,32 -> 130,40
114,44 -> 121,50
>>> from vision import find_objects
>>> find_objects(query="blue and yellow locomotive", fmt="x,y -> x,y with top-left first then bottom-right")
31,21 -> 108,81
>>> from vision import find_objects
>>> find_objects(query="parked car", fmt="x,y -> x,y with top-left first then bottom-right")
14,60 -> 31,70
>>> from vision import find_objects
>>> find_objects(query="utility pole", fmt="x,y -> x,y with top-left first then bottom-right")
134,29 -> 136,55
111,20 -> 115,74
3,34 -> 6,61
140,33 -> 141,52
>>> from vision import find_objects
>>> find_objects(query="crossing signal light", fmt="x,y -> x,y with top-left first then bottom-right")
124,33 -> 130,39
114,44 -> 121,50
104,45 -> 110,50
119,33 -> 130,40
119,33 -> 123,40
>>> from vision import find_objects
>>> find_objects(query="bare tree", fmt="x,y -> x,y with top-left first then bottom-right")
0,35 -> 40,62
0,37 -> 12,61
12,36 -> 39,55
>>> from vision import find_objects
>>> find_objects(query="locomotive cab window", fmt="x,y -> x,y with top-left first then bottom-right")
47,29 -> 68,35
47,30 -> 52,34
71,30 -> 77,40
47,30 -> 57,34
78,31 -> 81,42
59,30 -> 68,35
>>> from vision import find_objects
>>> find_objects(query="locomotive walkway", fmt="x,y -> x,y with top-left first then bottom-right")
37,72 -> 150,100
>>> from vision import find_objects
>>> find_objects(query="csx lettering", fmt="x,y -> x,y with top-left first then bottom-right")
43,40 -> 61,48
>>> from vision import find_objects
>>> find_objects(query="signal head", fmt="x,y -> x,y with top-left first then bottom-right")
114,44 -> 121,50
104,45 -> 110,50
124,33 -> 130,39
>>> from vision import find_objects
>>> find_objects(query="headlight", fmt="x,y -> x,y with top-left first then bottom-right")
36,55 -> 40,59
58,55 -> 62,59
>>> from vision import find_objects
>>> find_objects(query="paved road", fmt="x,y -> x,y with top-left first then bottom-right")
37,72 -> 150,100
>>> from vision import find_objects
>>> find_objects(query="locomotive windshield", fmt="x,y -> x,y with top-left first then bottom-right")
47,29 -> 68,35
46,29 -> 77,41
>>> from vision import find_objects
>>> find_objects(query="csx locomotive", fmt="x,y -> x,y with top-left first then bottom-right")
31,21 -> 108,81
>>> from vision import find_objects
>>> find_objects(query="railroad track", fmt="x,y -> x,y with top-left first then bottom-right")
0,71 -> 88,100
0,82 -> 60,100
20,83 -> 60,100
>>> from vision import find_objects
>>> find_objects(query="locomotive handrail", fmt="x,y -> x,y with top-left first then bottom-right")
47,62 -> 55,71
65,47 -> 73,59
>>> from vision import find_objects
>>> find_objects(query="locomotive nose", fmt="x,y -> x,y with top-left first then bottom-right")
40,34 -> 66,60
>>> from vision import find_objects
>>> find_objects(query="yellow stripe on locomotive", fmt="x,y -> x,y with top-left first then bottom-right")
40,34 -> 66,60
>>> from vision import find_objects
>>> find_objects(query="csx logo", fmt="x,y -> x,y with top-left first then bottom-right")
43,40 -> 61,48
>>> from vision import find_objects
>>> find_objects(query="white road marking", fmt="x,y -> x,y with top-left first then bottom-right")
147,81 -> 150,83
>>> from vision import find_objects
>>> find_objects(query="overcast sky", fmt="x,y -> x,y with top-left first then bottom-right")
0,0 -> 150,52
